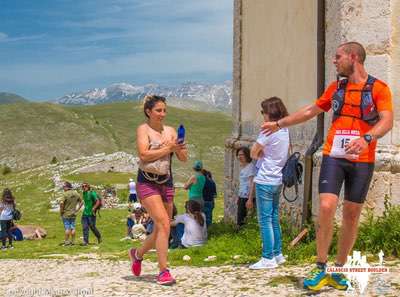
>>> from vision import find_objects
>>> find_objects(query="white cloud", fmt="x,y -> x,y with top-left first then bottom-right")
0,32 -> 8,40
0,33 -> 45,43
0,50 -> 231,88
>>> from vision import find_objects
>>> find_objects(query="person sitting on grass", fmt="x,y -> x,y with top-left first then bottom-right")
59,181 -> 81,246
0,188 -> 16,250
170,200 -> 207,248
127,203 -> 151,240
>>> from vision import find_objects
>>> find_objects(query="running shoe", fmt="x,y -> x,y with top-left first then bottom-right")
329,273 -> 349,290
157,269 -> 176,286
129,248 -> 143,276
249,257 -> 278,269
303,266 -> 329,291
274,254 -> 286,265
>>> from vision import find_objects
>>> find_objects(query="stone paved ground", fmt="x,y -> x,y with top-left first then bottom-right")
0,260 -> 399,297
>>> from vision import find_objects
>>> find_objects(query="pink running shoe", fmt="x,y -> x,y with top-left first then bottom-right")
128,248 -> 142,276
157,269 -> 176,286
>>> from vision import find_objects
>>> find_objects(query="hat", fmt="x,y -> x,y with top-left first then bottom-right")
129,178 -> 133,182
193,160 -> 203,170
133,202 -> 142,210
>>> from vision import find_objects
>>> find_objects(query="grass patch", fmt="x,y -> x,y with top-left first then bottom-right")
1,170 -> 399,267
267,275 -> 298,287
355,195 -> 400,257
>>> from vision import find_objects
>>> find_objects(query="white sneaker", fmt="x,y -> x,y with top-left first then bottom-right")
249,257 -> 278,269
274,254 -> 286,265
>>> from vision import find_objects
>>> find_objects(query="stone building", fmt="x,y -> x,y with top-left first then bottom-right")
224,0 -> 400,226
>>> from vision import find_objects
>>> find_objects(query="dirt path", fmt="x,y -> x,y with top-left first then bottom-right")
0,259 -> 399,296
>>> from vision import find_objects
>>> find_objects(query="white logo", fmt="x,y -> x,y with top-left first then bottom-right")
333,100 -> 340,111
326,250 -> 389,294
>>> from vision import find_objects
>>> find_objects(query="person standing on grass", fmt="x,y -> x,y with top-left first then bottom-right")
78,182 -> 102,246
129,95 -> 187,286
261,42 -> 393,291
249,97 -> 289,270
202,169 -> 217,227
0,188 -> 16,250
59,181 -> 81,246
184,160 -> 206,209
236,147 -> 256,226
128,178 -> 137,204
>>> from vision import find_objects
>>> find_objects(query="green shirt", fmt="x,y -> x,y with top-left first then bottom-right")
82,190 -> 98,216
189,173 -> 206,199
60,190 -> 81,218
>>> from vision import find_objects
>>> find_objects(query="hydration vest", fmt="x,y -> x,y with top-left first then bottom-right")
331,75 -> 380,126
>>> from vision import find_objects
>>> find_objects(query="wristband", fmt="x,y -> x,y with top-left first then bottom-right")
276,120 -> 281,129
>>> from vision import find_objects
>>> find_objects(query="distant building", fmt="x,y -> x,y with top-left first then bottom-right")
225,0 -> 400,225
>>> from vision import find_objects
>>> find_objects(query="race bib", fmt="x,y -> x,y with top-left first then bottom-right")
330,130 -> 360,160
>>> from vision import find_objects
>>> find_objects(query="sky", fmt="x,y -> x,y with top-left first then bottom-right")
0,0 -> 233,100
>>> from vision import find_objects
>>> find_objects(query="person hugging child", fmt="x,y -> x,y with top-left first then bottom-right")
127,203 -> 152,240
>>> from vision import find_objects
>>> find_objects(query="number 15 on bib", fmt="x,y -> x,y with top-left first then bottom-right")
330,130 -> 360,160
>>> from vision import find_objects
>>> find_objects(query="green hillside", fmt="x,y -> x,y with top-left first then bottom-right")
0,92 -> 28,104
0,101 -> 232,183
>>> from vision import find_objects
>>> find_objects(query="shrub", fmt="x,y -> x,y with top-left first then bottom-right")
2,165 -> 12,175
355,195 -> 400,257
50,156 -> 58,164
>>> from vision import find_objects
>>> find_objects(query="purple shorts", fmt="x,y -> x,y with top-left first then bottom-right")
137,182 -> 175,203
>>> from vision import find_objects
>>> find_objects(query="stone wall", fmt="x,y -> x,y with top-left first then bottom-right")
225,0 -> 320,224
324,0 -> 400,220
226,0 -> 400,225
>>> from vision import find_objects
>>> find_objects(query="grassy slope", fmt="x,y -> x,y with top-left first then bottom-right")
0,101 -> 231,184
0,102 -> 118,169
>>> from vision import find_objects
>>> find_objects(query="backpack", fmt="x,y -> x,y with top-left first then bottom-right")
282,152 -> 303,202
90,191 -> 105,216
203,175 -> 217,202
332,75 -> 379,125
12,208 -> 22,221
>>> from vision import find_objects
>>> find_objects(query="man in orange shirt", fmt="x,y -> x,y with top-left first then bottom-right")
261,42 -> 393,291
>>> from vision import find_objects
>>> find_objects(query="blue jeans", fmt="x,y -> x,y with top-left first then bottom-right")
170,223 -> 185,248
81,215 -> 101,244
255,183 -> 283,259
203,201 -> 214,227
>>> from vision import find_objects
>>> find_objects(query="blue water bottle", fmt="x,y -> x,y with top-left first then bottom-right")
177,124 -> 185,144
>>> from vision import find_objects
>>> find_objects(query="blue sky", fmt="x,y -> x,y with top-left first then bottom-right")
0,0 -> 233,100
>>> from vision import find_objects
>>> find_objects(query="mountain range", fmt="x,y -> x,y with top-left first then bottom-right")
55,81 -> 232,111
0,92 -> 28,104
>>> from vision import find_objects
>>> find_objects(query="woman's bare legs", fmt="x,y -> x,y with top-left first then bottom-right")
136,195 -> 172,271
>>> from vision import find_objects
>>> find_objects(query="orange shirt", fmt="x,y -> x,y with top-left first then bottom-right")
315,78 -> 392,163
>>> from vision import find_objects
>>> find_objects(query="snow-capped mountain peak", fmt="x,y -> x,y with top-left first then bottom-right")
55,81 -> 232,110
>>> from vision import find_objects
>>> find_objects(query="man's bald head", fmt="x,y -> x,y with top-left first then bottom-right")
339,42 -> 366,64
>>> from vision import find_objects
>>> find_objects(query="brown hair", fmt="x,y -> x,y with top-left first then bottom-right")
2,188 -> 15,205
261,96 -> 289,121
143,95 -> 166,118
236,146 -> 252,163
185,200 -> 204,227
340,41 -> 366,64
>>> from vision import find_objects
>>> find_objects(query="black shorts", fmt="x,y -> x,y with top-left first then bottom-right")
318,156 -> 374,204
